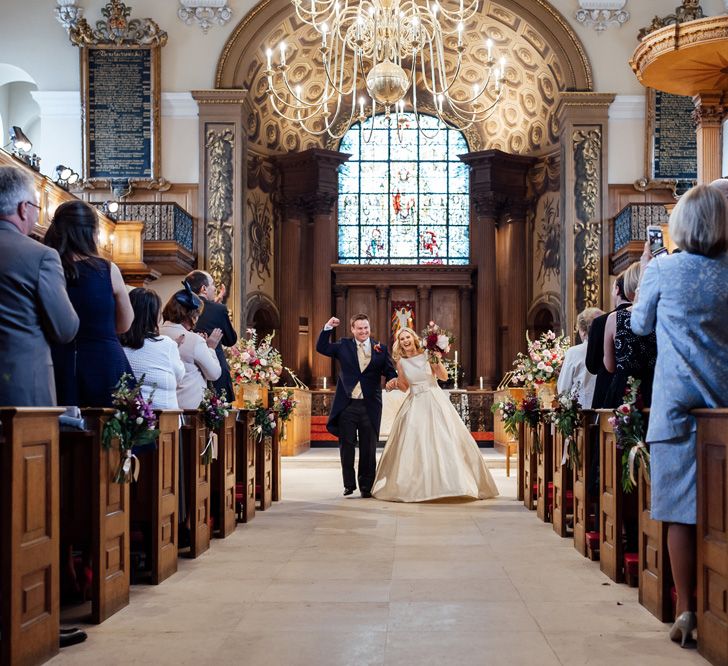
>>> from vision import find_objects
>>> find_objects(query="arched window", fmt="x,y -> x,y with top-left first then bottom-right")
337,113 -> 470,265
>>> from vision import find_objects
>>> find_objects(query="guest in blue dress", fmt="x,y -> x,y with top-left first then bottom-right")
631,184 -> 728,646
45,201 -> 135,407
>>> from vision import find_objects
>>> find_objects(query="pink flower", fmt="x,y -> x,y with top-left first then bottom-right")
618,404 -> 630,415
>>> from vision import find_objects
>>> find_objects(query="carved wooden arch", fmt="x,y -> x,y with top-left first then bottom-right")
215,0 -> 592,155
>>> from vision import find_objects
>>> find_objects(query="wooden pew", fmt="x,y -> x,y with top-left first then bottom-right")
211,411 -> 237,538
272,426 -> 281,502
235,410 -> 255,523
522,423 -> 537,510
637,463 -> 672,622
536,420 -> 553,522
516,422 -> 524,502
180,411 -> 210,558
59,410 -> 130,624
573,415 -> 599,558
599,411 -> 638,583
695,409 -> 728,666
130,410 -> 180,585
552,428 -> 574,538
0,408 -> 64,666
256,431 -> 273,511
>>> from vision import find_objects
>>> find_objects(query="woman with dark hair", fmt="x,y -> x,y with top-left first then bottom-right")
159,282 -> 222,409
121,288 -> 185,410
45,200 -> 135,407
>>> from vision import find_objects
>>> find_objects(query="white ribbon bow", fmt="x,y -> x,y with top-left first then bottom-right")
201,431 -> 218,461
628,440 -> 650,487
121,448 -> 140,482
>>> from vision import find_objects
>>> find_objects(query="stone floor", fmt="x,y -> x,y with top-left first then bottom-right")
50,450 -> 705,665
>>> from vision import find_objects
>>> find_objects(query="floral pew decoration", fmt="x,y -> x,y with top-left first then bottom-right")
272,389 -> 298,441
608,376 -> 649,493
491,392 -> 544,451
198,388 -> 231,465
102,373 -> 159,484
547,384 -> 583,469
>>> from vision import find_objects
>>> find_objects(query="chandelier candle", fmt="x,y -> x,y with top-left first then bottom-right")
265,0 -> 509,140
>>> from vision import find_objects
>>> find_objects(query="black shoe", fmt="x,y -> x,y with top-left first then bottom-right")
343,487 -> 355,496
60,627 -> 80,635
360,490 -> 372,498
59,629 -> 87,648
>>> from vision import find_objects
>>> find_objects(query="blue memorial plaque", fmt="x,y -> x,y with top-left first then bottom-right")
653,91 -> 697,182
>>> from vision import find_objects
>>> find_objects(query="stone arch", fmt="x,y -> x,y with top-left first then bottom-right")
245,292 -> 280,341
215,0 -> 592,155
0,65 -> 39,151
527,293 -> 562,338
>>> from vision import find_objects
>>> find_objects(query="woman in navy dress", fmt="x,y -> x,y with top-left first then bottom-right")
45,201 -> 135,407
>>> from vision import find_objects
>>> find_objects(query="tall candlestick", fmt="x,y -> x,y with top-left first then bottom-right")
479,376 -> 484,390
323,377 -> 327,390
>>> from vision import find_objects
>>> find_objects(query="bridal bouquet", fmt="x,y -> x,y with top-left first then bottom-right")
102,373 -> 159,483
198,388 -> 231,464
608,376 -> 649,493
420,320 -> 454,364
226,328 -> 284,388
513,330 -> 570,386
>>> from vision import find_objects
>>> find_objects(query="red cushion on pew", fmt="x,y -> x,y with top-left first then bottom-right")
586,531 -> 600,547
235,482 -> 244,502
624,552 -> 639,574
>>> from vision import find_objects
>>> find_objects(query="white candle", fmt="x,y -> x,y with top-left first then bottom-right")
454,351 -> 458,364
479,376 -> 484,390
323,377 -> 327,390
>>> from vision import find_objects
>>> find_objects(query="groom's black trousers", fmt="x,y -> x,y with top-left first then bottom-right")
338,400 -> 377,491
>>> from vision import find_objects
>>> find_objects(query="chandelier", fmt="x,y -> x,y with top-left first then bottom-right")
265,0 -> 508,140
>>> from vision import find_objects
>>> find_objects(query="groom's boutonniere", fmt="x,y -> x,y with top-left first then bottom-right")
373,341 -> 383,353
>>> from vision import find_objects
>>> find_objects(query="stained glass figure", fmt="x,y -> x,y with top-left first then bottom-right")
337,113 -> 470,264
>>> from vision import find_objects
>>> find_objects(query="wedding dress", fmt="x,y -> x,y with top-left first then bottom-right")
372,353 -> 499,502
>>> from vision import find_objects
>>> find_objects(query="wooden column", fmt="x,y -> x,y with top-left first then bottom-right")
693,93 -> 727,184
376,285 -> 389,342
417,285 -> 431,331
459,285 -> 472,386
461,150 -> 534,387
277,149 -> 349,386
1,408 -> 63,666
557,93 -> 615,329
279,209 -> 304,385
192,90 -> 248,330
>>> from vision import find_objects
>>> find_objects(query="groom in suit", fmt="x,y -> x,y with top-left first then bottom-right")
316,313 -> 397,497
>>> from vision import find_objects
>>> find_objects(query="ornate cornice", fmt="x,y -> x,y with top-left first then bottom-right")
192,89 -> 248,105
69,0 -> 167,47
637,0 -> 704,41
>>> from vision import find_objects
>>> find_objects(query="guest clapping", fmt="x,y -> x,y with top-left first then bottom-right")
121,288 -> 185,410
159,283 -> 222,409
557,307 -> 603,408
45,201 -> 134,407
631,184 -> 728,645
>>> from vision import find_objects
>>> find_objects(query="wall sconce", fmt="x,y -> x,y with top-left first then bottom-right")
178,0 -> 232,34
97,200 -> 119,220
9,126 -> 32,154
54,164 -> 80,190
575,0 -> 630,32
55,0 -> 84,31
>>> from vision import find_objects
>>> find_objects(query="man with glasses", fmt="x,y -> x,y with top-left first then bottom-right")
0,165 -> 79,408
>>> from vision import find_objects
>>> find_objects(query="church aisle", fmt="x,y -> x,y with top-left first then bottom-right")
49,453 -> 705,666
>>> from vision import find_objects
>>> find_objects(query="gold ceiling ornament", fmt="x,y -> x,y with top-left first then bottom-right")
264,0 -> 511,140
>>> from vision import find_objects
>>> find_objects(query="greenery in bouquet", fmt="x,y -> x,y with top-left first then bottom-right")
548,384 -> 582,469
513,330 -> 570,386
608,376 -> 649,493
251,400 -> 277,443
273,389 -> 298,440
198,388 -> 231,464
515,393 -> 543,453
491,396 -> 520,438
226,328 -> 284,388
420,320 -> 454,365
102,373 -> 159,483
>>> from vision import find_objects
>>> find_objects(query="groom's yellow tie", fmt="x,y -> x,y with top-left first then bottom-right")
352,341 -> 368,399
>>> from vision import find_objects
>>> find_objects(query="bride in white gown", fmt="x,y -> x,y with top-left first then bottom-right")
372,327 -> 499,502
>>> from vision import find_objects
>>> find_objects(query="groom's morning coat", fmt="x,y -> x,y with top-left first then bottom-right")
316,328 -> 397,436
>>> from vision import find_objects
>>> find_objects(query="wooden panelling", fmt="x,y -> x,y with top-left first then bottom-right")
552,430 -> 573,538
695,410 -> 728,666
536,422 -> 553,522
180,411 -> 211,559
600,412 -> 622,581
257,435 -> 273,511
235,411 -> 256,524
212,412 -> 237,538
523,424 -> 538,511
1,408 -> 64,666
573,418 -> 597,557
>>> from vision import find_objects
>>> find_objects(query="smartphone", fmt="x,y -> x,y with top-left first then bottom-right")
647,225 -> 668,256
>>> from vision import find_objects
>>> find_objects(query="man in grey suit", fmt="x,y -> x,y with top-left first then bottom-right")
0,165 -> 79,407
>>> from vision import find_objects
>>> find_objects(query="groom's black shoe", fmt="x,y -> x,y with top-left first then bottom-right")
343,487 -> 355,496
360,489 -> 372,498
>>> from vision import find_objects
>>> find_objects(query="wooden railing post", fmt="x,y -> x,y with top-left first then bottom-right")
536,421 -> 553,522
180,411 -> 211,558
211,411 -> 237,537
0,408 -> 63,666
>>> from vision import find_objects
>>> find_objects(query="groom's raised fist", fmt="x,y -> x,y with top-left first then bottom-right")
326,317 -> 340,328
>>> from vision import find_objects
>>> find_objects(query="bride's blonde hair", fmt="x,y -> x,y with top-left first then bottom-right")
392,326 -> 423,362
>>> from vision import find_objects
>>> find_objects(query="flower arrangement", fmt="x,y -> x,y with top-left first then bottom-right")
272,389 -> 298,440
226,328 -> 284,388
547,385 -> 583,469
251,400 -> 277,442
420,320 -> 454,365
608,376 -> 649,493
491,396 -> 520,438
513,330 -> 570,386
102,373 -> 159,483
518,393 -> 544,453
198,388 -> 231,464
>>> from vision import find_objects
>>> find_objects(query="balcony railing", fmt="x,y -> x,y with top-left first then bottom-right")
613,203 -> 669,253
114,202 -> 194,253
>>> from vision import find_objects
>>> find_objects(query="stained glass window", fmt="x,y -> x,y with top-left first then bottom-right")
338,113 -> 470,265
